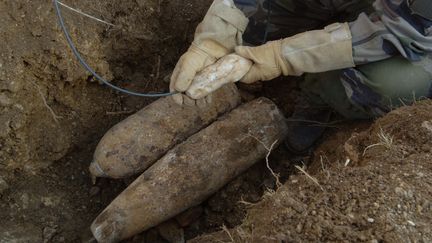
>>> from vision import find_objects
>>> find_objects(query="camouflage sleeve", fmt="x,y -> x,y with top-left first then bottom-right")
233,0 -> 374,43
233,0 -> 370,18
350,0 -> 432,65
232,0 -> 432,66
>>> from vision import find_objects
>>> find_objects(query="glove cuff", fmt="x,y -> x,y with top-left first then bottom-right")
280,22 -> 355,76
212,1 -> 249,32
189,41 -> 228,61
193,0 -> 249,58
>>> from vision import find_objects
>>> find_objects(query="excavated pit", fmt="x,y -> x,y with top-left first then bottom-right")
1,1 -> 431,242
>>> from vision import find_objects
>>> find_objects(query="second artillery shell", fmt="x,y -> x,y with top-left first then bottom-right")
90,83 -> 241,179
91,97 -> 288,242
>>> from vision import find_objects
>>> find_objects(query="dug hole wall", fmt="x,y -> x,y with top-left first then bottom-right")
91,97 -> 288,242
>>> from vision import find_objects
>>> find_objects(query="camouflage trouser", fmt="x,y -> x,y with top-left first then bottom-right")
302,57 -> 432,119
234,0 -> 432,119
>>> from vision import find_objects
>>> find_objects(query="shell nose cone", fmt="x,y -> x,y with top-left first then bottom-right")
91,212 -> 121,243
89,161 -> 108,178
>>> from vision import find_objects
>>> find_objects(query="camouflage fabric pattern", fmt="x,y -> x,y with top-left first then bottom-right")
339,56 -> 432,118
341,0 -> 432,118
234,0 -> 432,118
234,0 -> 374,44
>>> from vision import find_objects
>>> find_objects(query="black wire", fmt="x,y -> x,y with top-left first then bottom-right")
53,0 -> 175,98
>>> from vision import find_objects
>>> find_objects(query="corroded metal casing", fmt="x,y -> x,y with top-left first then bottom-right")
91,97 -> 288,242
90,83 -> 241,179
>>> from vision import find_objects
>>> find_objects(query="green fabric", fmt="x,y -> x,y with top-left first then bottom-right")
302,71 -> 372,119
302,56 -> 432,119
357,56 -> 432,108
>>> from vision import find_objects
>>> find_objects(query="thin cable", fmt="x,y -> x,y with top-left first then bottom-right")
57,1 -> 115,26
53,0 -> 175,98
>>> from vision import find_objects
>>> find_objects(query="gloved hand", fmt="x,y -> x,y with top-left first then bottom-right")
170,0 -> 248,106
235,23 -> 356,84
170,42 -> 227,106
235,40 -> 288,84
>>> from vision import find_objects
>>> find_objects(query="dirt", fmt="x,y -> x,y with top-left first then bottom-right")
191,101 -> 432,242
0,0 -> 212,241
1,0 -> 431,242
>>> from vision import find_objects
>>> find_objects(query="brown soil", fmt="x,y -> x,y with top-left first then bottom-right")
191,101 -> 432,243
0,0 -> 213,241
1,0 -> 431,242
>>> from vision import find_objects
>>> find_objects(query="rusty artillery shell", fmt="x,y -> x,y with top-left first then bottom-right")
91,97 -> 288,242
90,83 -> 241,179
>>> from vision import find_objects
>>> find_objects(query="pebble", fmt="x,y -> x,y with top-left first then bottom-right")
407,220 -> 416,227
0,177 -> 9,194
0,115 -> 11,138
296,222 -> 303,233
20,193 -> 30,209
43,226 -> 58,243
0,93 -> 12,107
7,80 -> 23,93
367,218 -> 375,223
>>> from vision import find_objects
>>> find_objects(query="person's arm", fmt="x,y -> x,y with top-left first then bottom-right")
233,22 -> 355,83
170,0 -> 248,105
233,0 -> 432,84
351,0 -> 432,65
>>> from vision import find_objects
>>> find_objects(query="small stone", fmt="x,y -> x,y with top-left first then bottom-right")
359,234 -> 368,241
43,226 -> 58,243
367,218 -> 375,223
175,206 -> 203,227
0,93 -> 12,107
407,220 -> 416,227
157,220 -> 185,243
0,177 -> 9,194
296,223 -> 303,233
41,197 -> 58,207
20,193 -> 30,209
406,190 -> 414,199
13,104 -> 24,111
7,80 -> 23,93
0,115 -> 11,138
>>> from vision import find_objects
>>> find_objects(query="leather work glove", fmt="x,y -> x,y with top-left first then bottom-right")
170,0 -> 248,106
235,23 -> 356,84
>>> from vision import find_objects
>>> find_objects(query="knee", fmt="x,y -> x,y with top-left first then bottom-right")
356,57 -> 432,101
